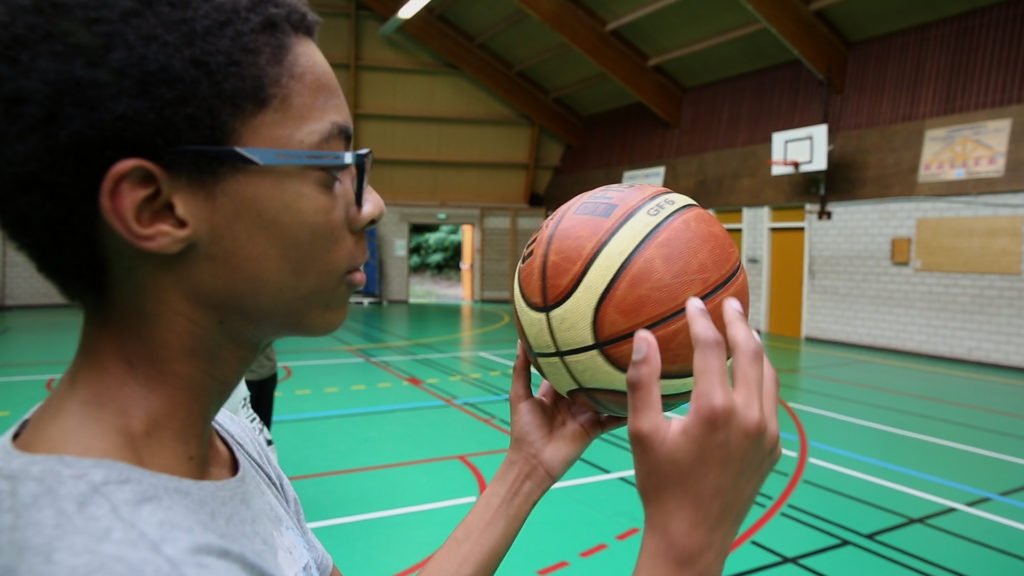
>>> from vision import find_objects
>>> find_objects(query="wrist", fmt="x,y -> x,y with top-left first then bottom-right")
494,449 -> 556,501
636,517 -> 728,575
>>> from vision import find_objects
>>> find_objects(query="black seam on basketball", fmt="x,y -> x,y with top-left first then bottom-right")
529,192 -> 692,313
531,261 -> 744,359
569,387 -> 626,416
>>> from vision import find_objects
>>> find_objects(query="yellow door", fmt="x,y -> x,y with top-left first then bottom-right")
460,224 -> 474,301
727,230 -> 742,254
768,228 -> 804,338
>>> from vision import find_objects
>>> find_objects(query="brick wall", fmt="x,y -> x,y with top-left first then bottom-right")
1,234 -> 67,307
804,192 -> 1024,368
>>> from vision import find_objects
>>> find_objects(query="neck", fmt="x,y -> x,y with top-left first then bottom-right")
13,301 -> 260,480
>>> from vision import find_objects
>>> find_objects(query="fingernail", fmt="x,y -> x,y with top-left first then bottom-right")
687,297 -> 706,311
632,330 -> 648,360
726,297 -> 744,314
751,329 -> 762,342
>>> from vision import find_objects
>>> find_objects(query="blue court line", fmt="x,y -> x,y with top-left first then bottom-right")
273,394 -> 510,423
781,431 -> 1024,510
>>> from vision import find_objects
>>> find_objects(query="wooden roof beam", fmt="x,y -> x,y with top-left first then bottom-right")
649,0 -> 847,69
516,0 -> 684,126
360,0 -> 584,145
741,0 -> 847,92
606,0 -> 682,31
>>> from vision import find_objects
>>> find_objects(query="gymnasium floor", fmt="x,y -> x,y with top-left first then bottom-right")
1,303 -> 1022,575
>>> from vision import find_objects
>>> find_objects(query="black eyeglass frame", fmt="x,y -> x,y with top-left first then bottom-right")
172,146 -> 372,209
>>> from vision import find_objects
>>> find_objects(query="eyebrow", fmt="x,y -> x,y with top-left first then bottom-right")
315,122 -> 354,150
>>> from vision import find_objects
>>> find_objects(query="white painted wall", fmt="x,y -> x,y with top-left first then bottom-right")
742,206 -> 769,331
1,234 -> 67,307
804,192 -> 1024,368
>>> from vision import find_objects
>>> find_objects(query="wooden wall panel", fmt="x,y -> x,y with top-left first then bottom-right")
915,216 -> 1022,274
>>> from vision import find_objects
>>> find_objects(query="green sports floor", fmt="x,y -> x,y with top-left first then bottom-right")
1,303 -> 1022,575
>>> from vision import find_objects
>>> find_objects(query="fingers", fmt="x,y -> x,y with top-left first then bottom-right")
626,328 -> 665,438
762,351 -> 781,441
723,297 -> 764,414
686,297 -> 730,413
510,340 -> 535,406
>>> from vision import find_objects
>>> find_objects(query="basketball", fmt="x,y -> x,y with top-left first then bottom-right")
512,183 -> 749,416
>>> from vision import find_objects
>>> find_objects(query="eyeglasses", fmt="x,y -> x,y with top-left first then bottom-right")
172,147 -> 372,209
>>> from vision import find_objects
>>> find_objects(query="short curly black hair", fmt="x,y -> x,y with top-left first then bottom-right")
0,0 -> 320,307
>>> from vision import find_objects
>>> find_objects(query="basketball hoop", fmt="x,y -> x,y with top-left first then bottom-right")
769,159 -> 804,173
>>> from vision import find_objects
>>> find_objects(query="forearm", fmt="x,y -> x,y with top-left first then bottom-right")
419,452 -> 550,576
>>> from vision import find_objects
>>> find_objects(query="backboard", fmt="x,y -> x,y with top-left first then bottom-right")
771,123 -> 828,175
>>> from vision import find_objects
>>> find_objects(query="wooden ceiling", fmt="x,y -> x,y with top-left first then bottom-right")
328,0 -> 1009,145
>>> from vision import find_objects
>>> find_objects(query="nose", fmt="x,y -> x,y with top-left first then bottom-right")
357,183 -> 386,231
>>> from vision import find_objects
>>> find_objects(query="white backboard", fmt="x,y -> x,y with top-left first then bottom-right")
622,165 -> 666,186
771,123 -> 828,175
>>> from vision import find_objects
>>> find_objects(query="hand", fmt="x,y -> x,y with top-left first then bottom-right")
506,341 -> 626,487
627,296 -> 781,574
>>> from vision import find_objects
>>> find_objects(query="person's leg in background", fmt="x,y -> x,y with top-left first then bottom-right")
245,343 -> 278,430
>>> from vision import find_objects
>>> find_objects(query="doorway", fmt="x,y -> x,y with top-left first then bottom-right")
408,223 -> 474,302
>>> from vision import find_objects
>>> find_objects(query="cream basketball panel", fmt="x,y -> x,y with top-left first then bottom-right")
513,268 -> 556,351
533,356 -> 578,395
548,193 -> 698,351
561,350 -> 695,395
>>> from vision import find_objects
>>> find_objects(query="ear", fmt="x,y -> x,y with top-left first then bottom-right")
98,159 -> 195,254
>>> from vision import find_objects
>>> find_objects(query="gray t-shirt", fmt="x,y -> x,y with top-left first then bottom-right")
0,409 -> 332,575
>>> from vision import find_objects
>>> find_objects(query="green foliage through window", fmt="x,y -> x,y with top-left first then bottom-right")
409,224 -> 462,273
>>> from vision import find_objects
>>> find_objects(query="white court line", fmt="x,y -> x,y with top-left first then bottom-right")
477,352 -> 514,366
289,349 -> 516,367
307,447 -> 1024,533
307,496 -> 478,529
0,373 -> 60,383
789,402 -> 1024,466
783,448 -> 1024,532
0,350 -> 520,382
306,471 -> 637,529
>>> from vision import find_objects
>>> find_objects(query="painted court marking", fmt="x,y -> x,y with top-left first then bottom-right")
790,401 -> 1024,465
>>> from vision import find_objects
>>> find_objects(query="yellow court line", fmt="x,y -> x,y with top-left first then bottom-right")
332,309 -> 511,351
351,384 -> 366,391
324,387 -> 340,393
377,382 -> 392,388
469,373 -> 481,379
0,411 -> 10,417
295,389 -> 312,396
767,340 -> 1024,386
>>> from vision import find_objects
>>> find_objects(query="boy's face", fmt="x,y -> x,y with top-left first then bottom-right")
183,37 -> 385,338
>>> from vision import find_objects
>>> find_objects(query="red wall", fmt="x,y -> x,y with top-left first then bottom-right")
559,0 -> 1024,172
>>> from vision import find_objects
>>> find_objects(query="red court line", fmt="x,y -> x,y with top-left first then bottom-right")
289,448 -> 508,481
280,365 -> 293,384
730,398 -> 808,552
459,456 -> 488,493
533,400 -> 809,573
348,349 -> 511,436
393,456 -> 491,576
45,378 -> 55,392
537,561 -> 570,575
580,543 -> 608,558
615,527 -> 640,541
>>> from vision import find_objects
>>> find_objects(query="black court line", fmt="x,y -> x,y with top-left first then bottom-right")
782,369 -> 1024,420
731,542 -> 845,576
749,541 -> 828,576
330,315 -> 981,573
328,332 -> 641,489
778,383 -> 1024,441
329,325 -> 824,567
769,467 -> 1024,567
867,485 -> 1024,563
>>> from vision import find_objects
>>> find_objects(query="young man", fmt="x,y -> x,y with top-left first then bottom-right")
0,1 -> 780,574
